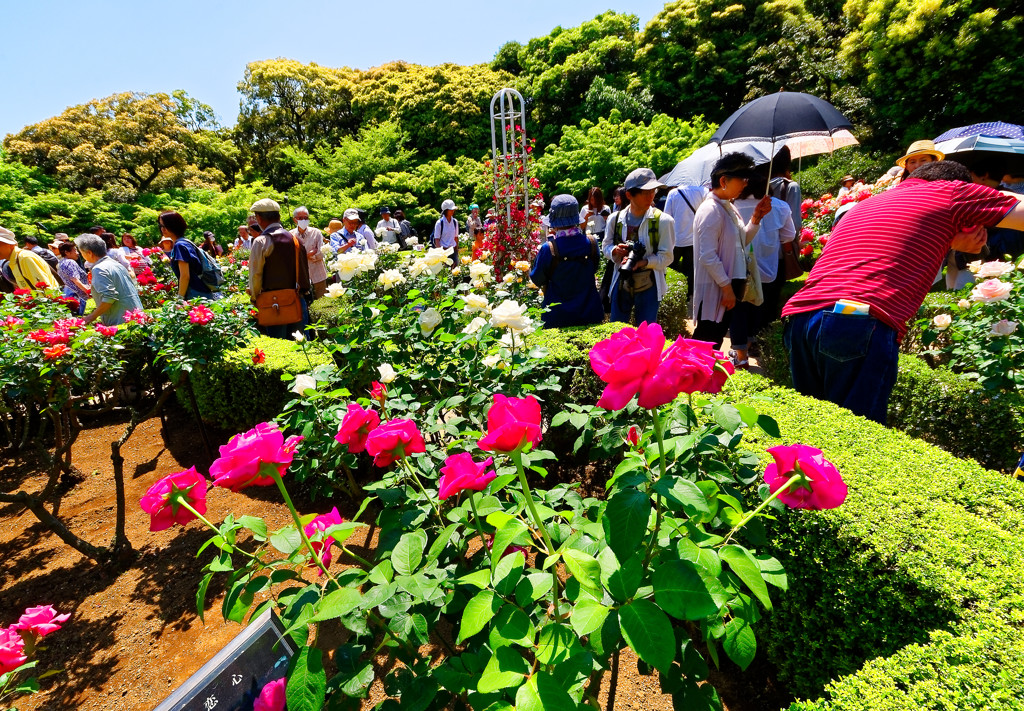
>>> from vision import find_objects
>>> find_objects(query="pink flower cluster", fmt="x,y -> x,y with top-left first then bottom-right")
28,328 -> 71,345
124,309 -> 152,325
188,304 -> 215,325
589,323 -> 734,410
96,324 -> 118,337
0,605 -> 70,675
2,315 -> 24,329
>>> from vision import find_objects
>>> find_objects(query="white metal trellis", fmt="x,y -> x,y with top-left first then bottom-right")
489,88 -> 530,225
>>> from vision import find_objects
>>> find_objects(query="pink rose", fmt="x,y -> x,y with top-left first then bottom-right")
364,419 -> 426,467
971,278 -> 1013,303
477,394 -> 543,453
625,425 -> 640,447
682,340 -> 735,394
989,319 -> 1017,337
636,337 -> 720,408
763,444 -> 847,510
0,627 -> 27,675
139,467 -> 208,532
188,305 -> 215,325
96,324 -> 118,337
439,453 -> 496,500
303,507 -> 344,573
589,322 -> 666,410
335,403 -> 381,453
12,605 -> 70,639
975,260 -> 1015,278
210,423 -> 303,491
253,677 -> 287,711
370,381 -> 387,404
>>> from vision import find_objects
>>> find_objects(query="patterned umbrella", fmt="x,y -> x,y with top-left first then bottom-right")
933,122 -> 1024,143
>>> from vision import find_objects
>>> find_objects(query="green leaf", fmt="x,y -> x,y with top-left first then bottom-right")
326,521 -> 367,546
313,588 -> 364,622
535,624 -> 582,666
492,518 -> 529,564
721,545 -> 772,611
754,553 -> 788,591
602,489 -> 651,561
561,548 -> 602,594
459,569 -> 492,589
652,560 -> 721,620
571,598 -> 611,637
459,589 -> 500,643
724,618 -> 757,670
238,515 -> 268,540
477,646 -> 529,693
515,671 -> 576,711
619,600 -> 674,673
515,573 -> 554,607
550,411 -> 571,427
711,402 -> 742,434
393,530 -> 427,576
270,527 -> 302,556
492,551 -> 526,596
605,551 -> 643,603
196,572 -> 214,622
652,477 -> 711,517
287,647 -> 327,711
489,604 -> 536,648
756,414 -> 781,438
427,523 -> 459,563
734,403 -> 758,427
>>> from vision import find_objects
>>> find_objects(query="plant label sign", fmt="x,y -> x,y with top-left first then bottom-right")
152,610 -> 295,711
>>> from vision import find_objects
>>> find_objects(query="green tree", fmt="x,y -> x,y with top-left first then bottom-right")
3,92 -> 229,199
638,0 -> 809,123
534,111 -> 716,198
841,0 -> 1024,146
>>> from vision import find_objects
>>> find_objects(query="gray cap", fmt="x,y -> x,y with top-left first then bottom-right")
0,227 -> 15,245
250,197 -> 281,213
623,168 -> 666,191
441,199 -> 457,212
343,208 -> 360,220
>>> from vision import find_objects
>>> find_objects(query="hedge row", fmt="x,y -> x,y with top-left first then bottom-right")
725,371 -> 1024,709
185,335 -> 332,431
757,320 -> 1024,472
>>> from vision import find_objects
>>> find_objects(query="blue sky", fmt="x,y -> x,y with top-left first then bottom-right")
0,0 -> 670,138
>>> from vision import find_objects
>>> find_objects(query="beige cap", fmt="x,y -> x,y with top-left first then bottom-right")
342,208 -> 360,221
0,226 -> 16,245
250,198 -> 281,213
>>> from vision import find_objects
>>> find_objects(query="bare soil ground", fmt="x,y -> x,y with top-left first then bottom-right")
0,401 -> 788,711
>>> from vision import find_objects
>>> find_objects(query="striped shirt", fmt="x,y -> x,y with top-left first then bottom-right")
782,179 -> 1018,339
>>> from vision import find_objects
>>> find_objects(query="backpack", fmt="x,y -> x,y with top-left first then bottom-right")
608,208 -> 663,253
179,239 -> 225,291
770,177 -> 793,203
435,217 -> 459,245
545,235 -> 599,283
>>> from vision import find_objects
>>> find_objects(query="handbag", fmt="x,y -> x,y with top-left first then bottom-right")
742,244 -> 764,306
780,240 -> 804,280
255,236 -> 304,326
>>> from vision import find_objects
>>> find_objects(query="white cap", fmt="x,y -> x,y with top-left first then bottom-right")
441,199 -> 456,212
342,208 -> 360,220
0,227 -> 16,245
250,198 -> 281,213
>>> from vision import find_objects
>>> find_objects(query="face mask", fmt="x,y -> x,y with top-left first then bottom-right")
296,219 -> 310,229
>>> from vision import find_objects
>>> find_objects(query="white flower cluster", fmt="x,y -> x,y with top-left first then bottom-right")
332,252 -> 378,281
378,269 -> 407,291
325,283 -> 347,299
378,242 -> 401,255
489,299 -> 533,333
410,248 -> 454,277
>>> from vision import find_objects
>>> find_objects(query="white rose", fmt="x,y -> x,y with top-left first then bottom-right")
419,308 -> 442,335
292,330 -> 305,342
469,263 -> 493,282
990,319 -> 1018,337
967,259 -> 984,274
292,373 -> 316,395
377,363 -> 397,383
462,316 -> 487,335
461,255 -> 473,265
378,269 -> 406,291
502,272 -> 516,284
514,260 -> 531,273
500,330 -> 525,349
489,300 -> 532,332
406,236 -> 419,246
452,266 -> 462,276
932,314 -> 952,330
472,280 -> 486,290
482,353 -> 504,369
369,307 -> 382,318
976,260 -> 1016,278
463,294 -> 490,314
957,299 -> 971,310
326,283 -> 346,298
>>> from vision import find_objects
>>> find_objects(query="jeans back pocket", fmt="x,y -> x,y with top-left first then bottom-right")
818,311 -> 877,362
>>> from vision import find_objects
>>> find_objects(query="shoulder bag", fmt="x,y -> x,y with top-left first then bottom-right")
255,236 -> 304,326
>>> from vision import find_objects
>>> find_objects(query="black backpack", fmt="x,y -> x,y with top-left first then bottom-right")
544,235 -> 599,283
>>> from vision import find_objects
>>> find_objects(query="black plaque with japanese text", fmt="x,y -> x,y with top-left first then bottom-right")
152,610 -> 296,711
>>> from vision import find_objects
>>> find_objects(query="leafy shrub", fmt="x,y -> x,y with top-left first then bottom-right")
794,148 -> 899,199
659,268 -> 689,339
757,321 -> 1024,472
725,371 -> 1024,703
186,335 -> 332,432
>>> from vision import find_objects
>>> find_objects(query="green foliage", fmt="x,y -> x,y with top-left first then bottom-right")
186,335 -> 332,433
794,147 -> 900,199
534,112 -> 715,198
841,0 -> 1024,147
757,320 -> 1024,472
638,0 -> 809,123
724,371 -> 1024,704
660,269 -> 690,340
525,322 -> 623,409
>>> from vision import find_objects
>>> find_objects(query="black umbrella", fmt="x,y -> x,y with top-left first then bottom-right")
711,92 -> 853,145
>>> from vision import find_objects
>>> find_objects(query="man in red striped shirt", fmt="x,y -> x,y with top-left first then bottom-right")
782,160 -> 1024,424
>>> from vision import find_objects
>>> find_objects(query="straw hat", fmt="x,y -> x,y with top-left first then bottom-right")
896,140 -> 944,168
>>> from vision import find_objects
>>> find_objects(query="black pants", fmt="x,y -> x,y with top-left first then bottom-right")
669,245 -> 695,302
693,278 -> 746,349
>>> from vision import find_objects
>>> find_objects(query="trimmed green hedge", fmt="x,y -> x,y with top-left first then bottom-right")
660,268 -> 689,339
185,335 -> 332,432
757,320 -> 1024,472
723,371 -> 1024,708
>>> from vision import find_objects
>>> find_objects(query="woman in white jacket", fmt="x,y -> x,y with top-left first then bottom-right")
691,153 -> 772,350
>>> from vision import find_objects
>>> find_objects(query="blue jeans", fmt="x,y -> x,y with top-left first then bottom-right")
783,308 -> 899,425
610,278 -> 659,325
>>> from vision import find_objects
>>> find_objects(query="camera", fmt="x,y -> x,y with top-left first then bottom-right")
619,240 -> 647,274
